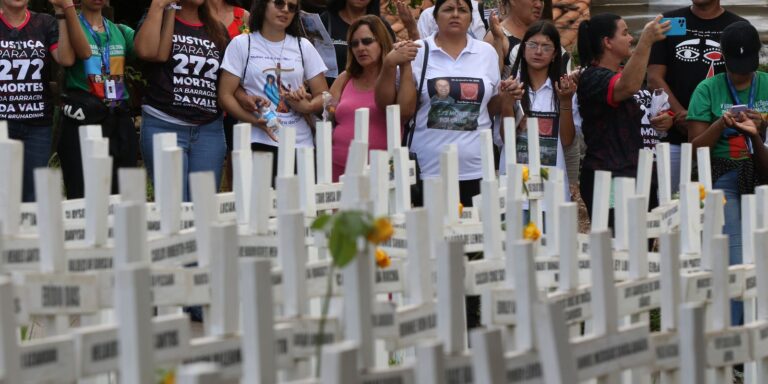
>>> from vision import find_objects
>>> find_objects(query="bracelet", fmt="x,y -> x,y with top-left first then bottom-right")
62,3 -> 75,10
560,107 -> 572,111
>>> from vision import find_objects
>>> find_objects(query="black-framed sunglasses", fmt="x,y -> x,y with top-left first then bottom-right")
350,37 -> 376,48
271,0 -> 298,13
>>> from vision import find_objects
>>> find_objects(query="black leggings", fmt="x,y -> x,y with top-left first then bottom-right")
57,108 -> 138,199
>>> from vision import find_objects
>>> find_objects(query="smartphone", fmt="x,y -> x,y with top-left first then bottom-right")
730,104 -> 748,115
661,17 -> 686,36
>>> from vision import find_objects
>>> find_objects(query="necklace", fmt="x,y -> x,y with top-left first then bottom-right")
259,32 -> 287,67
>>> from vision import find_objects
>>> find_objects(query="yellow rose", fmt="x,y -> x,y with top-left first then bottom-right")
522,165 -> 529,183
162,371 -> 175,384
523,221 -> 541,241
367,217 -> 394,245
699,184 -> 706,201
375,247 -> 391,268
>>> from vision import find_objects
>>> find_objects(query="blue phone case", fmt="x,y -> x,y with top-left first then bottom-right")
661,17 -> 686,36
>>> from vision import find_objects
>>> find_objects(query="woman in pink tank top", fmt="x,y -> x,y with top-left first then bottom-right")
329,15 -> 399,182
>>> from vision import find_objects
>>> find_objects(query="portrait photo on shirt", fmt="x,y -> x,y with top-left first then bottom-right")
515,111 -> 559,166
426,77 -> 484,131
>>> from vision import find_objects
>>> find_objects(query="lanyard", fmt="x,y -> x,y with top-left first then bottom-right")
725,73 -> 756,109
725,73 -> 757,154
79,13 -> 111,75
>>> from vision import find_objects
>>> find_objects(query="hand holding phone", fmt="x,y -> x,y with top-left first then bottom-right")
661,17 -> 686,36
730,104 -> 748,116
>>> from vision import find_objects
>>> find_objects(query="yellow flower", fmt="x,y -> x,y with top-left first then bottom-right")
523,221 -> 541,241
699,184 -> 706,201
375,247 -> 391,268
458,203 -> 464,217
723,196 -> 727,205
522,165 -> 529,183
367,217 -> 394,244
240,25 -> 250,35
162,371 -> 175,384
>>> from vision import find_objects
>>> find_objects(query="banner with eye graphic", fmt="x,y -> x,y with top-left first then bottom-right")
426,77 -> 485,132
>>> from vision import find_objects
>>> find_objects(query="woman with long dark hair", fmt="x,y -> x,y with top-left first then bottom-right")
576,13 -> 671,221
219,0 -> 328,181
134,0 -> 230,201
502,21 -> 575,192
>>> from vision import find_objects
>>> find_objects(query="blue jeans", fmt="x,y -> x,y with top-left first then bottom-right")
8,122 -> 51,202
140,112 -> 226,202
713,169 -> 742,326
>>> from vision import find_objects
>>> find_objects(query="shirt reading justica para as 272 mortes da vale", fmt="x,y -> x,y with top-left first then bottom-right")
0,10 -> 58,125
143,18 -> 223,125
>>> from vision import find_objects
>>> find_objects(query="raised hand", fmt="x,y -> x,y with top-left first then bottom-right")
640,15 -> 671,45
489,11 -> 504,41
48,0 -> 74,8
555,74 -> 576,101
385,40 -> 420,66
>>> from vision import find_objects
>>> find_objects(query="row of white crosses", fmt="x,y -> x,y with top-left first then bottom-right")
4,106 -> 768,382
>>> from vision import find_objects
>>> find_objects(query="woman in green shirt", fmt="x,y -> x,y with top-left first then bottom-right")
688,21 -> 768,326
57,0 -> 137,199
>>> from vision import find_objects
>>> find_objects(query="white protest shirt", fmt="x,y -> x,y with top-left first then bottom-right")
221,31 -> 327,147
410,34 -> 499,180
417,2 -> 487,40
499,79 -> 571,205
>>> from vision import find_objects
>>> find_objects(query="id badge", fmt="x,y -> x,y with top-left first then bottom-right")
105,79 -> 117,100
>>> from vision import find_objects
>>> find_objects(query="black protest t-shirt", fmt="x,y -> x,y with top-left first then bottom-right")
648,7 -> 745,144
577,66 -> 658,177
0,11 -> 58,125
143,18 -> 223,124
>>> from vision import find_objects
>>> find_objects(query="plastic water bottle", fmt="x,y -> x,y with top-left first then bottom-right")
260,105 -> 281,134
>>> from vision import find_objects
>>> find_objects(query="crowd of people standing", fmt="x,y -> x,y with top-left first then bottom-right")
1,0 -> 766,323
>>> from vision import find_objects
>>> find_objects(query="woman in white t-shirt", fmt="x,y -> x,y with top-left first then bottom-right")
377,0 -> 518,207
219,0 -> 328,181
501,21 -> 576,174
499,21 -> 577,206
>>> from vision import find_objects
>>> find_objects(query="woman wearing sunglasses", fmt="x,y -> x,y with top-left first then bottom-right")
219,0 -> 328,182
134,0 -> 230,202
328,16 -> 396,182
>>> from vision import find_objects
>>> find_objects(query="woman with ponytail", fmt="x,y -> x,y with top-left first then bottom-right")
576,13 -> 672,223
135,0 -> 230,201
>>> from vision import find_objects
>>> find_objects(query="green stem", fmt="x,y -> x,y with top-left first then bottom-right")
315,263 -> 336,378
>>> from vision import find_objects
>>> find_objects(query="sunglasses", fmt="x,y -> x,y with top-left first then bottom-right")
271,0 -> 298,13
350,37 -> 376,48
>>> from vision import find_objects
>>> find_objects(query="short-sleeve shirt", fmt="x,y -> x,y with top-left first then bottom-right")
577,66 -> 659,177
142,17 -> 224,125
410,34 -> 500,180
65,17 -> 135,104
687,71 -> 768,160
221,32 -> 327,147
0,10 -> 58,125
648,7 -> 745,145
